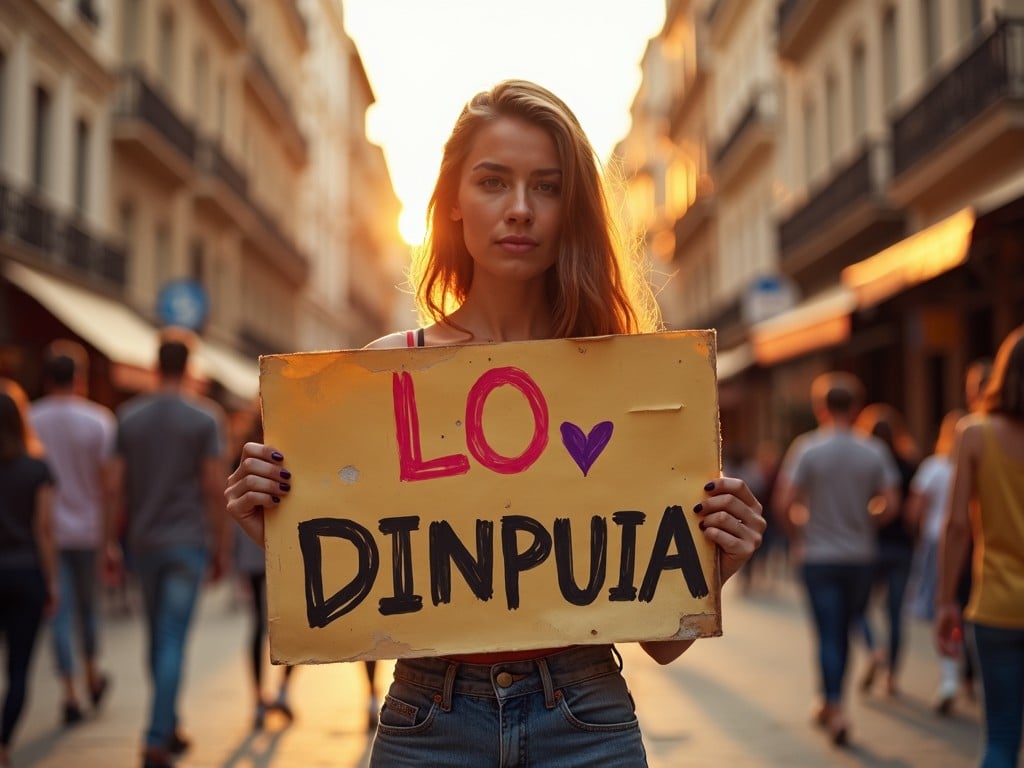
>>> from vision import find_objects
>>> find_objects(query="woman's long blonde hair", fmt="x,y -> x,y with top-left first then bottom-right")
411,79 -> 660,338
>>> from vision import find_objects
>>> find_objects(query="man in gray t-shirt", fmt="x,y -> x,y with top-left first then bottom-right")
774,371 -> 899,747
111,336 -> 226,768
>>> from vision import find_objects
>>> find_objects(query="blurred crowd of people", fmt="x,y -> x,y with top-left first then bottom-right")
0,332 -> 383,768
2,324 -> 1022,767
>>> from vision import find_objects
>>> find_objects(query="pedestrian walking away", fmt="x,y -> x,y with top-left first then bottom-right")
853,403 -> 919,698
0,381 -> 58,768
774,372 -> 901,747
225,79 -> 766,768
109,331 -> 229,768
29,340 -> 116,726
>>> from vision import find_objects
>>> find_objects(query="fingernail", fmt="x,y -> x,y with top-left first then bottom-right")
279,482 -> 291,492
271,451 -> 284,462
693,503 -> 703,513
704,481 -> 715,491
255,505 -> 264,513
272,495 -> 281,504
699,521 -> 707,530
280,469 -> 292,479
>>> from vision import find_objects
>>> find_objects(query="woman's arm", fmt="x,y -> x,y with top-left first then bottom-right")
935,416 -> 979,657
33,483 -> 58,612
641,477 -> 765,665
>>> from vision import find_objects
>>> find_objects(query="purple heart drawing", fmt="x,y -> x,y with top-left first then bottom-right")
560,421 -> 614,477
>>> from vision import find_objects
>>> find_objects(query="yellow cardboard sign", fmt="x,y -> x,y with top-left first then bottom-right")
260,331 -> 722,663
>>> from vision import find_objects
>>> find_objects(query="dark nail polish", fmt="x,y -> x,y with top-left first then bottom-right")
704,481 -> 716,491
271,451 -> 284,462
272,495 -> 281,504
255,505 -> 264,513
279,482 -> 291,492
699,521 -> 707,530
280,469 -> 292,480
693,503 -> 703,513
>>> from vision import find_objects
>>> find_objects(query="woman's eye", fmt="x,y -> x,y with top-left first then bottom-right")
480,177 -> 504,189
536,182 -> 561,195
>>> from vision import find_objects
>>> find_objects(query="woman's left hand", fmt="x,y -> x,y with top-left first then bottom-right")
694,477 -> 765,583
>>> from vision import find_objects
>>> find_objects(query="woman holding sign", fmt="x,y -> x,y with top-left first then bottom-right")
226,80 -> 765,767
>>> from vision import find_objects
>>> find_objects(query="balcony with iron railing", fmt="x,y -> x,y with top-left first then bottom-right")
779,141 -> 905,277
196,139 -> 248,201
0,180 -> 127,290
713,88 -> 775,187
892,18 -> 1024,179
114,68 -> 196,179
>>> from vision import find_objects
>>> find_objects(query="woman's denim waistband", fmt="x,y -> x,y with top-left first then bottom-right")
392,644 -> 622,710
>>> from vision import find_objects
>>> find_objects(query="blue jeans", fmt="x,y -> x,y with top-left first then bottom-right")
860,542 -> 913,670
370,644 -> 647,767
134,546 -> 207,750
972,623 -> 1024,768
801,562 -> 873,704
51,549 -> 101,677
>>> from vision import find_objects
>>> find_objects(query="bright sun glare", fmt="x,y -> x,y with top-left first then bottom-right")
343,1 -> 666,247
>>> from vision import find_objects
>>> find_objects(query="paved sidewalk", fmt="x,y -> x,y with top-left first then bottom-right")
8,577 -> 983,767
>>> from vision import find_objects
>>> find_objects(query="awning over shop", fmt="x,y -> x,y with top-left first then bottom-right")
841,207 -> 974,309
717,342 -> 755,382
4,261 -> 259,401
4,260 -> 159,369
750,284 -> 857,366
194,341 -> 259,403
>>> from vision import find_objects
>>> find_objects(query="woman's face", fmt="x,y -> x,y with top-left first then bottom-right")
452,116 -> 563,287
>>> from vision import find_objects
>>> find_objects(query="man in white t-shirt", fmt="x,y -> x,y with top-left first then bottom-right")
30,341 -> 116,725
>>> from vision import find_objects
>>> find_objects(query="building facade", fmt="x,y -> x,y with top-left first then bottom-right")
622,0 -> 1024,458
0,0 -> 405,410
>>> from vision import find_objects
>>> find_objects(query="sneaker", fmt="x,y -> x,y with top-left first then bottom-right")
89,674 -> 111,708
141,747 -> 173,768
165,730 -> 190,756
63,702 -> 84,726
934,678 -> 959,716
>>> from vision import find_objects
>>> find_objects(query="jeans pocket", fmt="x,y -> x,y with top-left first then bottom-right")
377,682 -> 439,736
557,673 -> 640,733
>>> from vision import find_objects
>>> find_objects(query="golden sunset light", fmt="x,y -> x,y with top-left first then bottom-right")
343,0 -> 666,245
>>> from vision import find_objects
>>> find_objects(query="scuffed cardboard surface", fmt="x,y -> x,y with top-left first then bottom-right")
261,330 -> 722,663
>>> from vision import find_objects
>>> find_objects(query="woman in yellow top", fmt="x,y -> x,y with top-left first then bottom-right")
937,324 -> 1024,768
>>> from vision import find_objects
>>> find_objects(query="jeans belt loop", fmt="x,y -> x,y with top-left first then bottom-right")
441,661 -> 458,713
611,644 -> 624,672
536,656 -> 557,709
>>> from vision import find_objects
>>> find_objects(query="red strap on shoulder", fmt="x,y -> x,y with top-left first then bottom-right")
405,330 -> 415,348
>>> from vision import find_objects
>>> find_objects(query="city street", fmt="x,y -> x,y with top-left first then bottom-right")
8,572 -> 983,767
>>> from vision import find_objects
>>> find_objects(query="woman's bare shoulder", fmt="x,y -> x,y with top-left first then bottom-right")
363,331 -> 413,350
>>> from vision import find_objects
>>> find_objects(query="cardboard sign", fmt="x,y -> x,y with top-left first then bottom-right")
260,331 -> 722,663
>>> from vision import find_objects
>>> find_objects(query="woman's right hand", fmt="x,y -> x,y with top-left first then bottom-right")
225,442 -> 291,547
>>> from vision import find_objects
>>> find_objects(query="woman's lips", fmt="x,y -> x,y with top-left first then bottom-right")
497,236 -> 538,253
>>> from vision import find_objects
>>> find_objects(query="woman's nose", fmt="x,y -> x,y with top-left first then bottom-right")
505,187 -> 533,223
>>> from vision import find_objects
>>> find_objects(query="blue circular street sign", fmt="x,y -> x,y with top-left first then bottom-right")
157,279 -> 209,330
